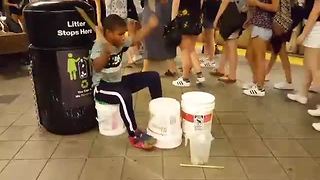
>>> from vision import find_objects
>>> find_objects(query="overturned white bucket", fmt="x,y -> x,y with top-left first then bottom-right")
181,91 -> 215,139
147,97 -> 182,149
95,101 -> 126,136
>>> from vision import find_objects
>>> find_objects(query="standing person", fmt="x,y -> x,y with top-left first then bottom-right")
142,0 -> 178,75
242,0 -> 280,97
265,0 -> 304,90
172,0 -> 205,87
287,0 -> 320,130
5,0 -> 27,31
210,0 -> 248,83
200,0 -> 221,68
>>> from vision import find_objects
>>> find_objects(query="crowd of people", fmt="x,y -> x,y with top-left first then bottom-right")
90,0 -> 320,150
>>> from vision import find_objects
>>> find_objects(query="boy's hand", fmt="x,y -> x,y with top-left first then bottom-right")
147,15 -> 159,29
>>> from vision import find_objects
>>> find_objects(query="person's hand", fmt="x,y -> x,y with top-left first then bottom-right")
13,4 -> 19,8
296,34 -> 306,45
147,14 -> 159,29
247,0 -> 258,6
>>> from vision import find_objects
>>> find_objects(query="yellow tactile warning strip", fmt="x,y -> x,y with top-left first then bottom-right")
196,43 -> 304,66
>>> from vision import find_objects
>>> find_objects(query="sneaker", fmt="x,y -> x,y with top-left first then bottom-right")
196,76 -> 206,84
242,82 -> 255,90
129,130 -> 157,150
243,85 -> 266,97
199,56 -> 208,63
273,82 -> 294,90
200,60 -> 216,68
172,77 -> 191,87
312,123 -> 320,132
287,93 -> 307,104
308,105 -> 320,117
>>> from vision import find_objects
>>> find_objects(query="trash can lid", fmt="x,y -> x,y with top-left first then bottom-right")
24,0 -> 93,12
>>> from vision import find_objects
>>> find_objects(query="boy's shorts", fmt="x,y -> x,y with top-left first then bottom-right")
251,25 -> 272,41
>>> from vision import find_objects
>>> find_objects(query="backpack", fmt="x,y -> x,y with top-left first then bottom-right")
272,0 -> 293,36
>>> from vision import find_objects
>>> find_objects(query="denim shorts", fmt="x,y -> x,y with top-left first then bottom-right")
251,25 -> 272,41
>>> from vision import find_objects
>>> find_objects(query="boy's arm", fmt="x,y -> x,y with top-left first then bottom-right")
92,52 -> 111,72
131,14 -> 159,44
248,0 -> 279,12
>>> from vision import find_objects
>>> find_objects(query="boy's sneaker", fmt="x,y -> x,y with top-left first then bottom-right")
196,76 -> 206,84
308,105 -> 320,117
287,93 -> 307,104
243,85 -> 265,97
129,130 -> 157,150
242,82 -> 255,90
200,60 -> 216,68
312,123 -> 320,132
273,82 -> 294,90
172,77 -> 191,87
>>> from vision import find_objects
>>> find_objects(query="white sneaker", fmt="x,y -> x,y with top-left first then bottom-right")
287,93 -> 307,104
172,77 -> 191,87
312,123 -> 320,132
308,105 -> 320,117
242,82 -> 255,90
196,76 -> 206,84
200,60 -> 216,68
273,82 -> 294,90
243,85 -> 266,97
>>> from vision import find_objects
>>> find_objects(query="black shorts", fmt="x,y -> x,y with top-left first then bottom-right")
202,0 -> 220,29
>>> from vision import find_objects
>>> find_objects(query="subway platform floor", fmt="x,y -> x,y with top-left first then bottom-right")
0,54 -> 320,180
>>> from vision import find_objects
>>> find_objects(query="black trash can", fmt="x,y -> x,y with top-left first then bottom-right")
24,0 -> 97,135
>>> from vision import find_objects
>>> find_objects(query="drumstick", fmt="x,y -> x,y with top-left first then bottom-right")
75,6 -> 96,32
180,163 -> 224,169
94,0 -> 102,28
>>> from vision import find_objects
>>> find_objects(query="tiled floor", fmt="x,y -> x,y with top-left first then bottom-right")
0,55 -> 320,180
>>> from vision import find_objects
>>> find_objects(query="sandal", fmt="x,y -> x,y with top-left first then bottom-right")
218,76 -> 236,84
164,70 -> 177,77
209,69 -> 224,77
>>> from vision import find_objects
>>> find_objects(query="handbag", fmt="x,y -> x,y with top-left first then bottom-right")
272,0 -> 293,36
219,2 -> 247,40
163,18 -> 182,48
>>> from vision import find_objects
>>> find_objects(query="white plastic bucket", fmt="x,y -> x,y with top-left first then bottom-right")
95,101 -> 126,136
147,97 -> 182,149
181,91 -> 215,138
190,131 -> 214,165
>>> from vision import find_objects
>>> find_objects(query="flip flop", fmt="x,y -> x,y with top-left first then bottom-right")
218,76 -> 236,84
209,69 -> 224,77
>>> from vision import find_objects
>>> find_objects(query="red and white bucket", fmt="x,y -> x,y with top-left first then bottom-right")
181,91 -> 215,137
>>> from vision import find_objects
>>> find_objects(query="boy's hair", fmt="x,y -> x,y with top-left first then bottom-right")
102,14 -> 127,31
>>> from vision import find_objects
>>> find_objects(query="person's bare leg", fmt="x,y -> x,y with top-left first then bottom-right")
246,37 -> 257,83
252,37 -> 268,88
217,44 -> 228,74
180,36 -> 193,79
279,43 -> 292,83
190,36 -> 202,73
226,39 -> 238,80
265,51 -> 277,76
203,29 -> 215,61
167,59 -> 177,73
